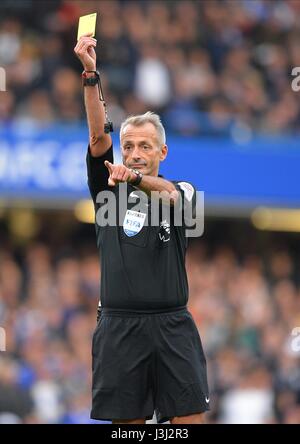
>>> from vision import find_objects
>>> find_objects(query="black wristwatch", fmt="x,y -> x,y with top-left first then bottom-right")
82,70 -> 100,86
130,169 -> 143,186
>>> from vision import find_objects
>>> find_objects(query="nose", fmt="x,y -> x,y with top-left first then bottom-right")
131,146 -> 141,161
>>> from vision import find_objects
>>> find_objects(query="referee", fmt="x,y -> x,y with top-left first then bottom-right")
74,34 -> 209,424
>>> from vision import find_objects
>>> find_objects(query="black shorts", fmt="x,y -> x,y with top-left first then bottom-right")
91,306 -> 210,423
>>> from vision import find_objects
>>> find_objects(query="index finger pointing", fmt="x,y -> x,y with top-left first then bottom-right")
104,160 -> 113,172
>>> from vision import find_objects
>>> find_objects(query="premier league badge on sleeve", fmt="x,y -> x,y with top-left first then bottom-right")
123,210 -> 147,237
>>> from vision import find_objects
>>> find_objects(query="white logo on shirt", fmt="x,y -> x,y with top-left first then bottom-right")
123,210 -> 146,237
159,219 -> 170,242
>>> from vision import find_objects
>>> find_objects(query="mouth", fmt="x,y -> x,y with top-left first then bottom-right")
130,164 -> 146,169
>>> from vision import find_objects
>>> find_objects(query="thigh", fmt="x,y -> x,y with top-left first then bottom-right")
93,315 -> 151,385
91,315 -> 154,421
154,311 -> 210,423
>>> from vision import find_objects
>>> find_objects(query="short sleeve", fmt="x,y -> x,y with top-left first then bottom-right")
86,145 -> 114,202
173,181 -> 197,222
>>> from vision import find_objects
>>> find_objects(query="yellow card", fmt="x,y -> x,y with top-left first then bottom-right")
77,13 -> 97,40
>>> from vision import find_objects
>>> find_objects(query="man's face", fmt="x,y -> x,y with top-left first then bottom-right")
121,123 -> 168,177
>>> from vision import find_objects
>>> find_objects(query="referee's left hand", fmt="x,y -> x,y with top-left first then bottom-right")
104,161 -> 135,186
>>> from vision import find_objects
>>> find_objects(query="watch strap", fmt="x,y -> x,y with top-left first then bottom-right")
82,70 -> 100,86
130,169 -> 143,186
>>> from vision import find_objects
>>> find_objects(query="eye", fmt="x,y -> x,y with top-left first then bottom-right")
142,145 -> 150,150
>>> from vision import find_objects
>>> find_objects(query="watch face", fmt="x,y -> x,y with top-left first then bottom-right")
133,169 -> 142,178
130,169 -> 142,186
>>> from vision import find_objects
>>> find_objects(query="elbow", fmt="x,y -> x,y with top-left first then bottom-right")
90,134 -> 104,147
163,184 -> 179,206
170,189 -> 180,206
89,134 -> 108,157
158,188 -> 179,207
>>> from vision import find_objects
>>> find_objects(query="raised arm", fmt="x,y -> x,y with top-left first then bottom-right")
74,33 -> 112,157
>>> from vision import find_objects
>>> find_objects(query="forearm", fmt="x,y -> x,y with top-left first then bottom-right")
136,175 -> 179,205
74,36 -> 108,152
84,77 -> 106,147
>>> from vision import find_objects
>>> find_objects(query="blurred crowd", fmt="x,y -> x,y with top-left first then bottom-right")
0,224 -> 300,424
1,0 -> 300,135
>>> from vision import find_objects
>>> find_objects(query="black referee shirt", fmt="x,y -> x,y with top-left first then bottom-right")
86,145 -> 197,311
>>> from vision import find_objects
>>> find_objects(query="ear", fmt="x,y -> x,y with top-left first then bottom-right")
159,144 -> 168,162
